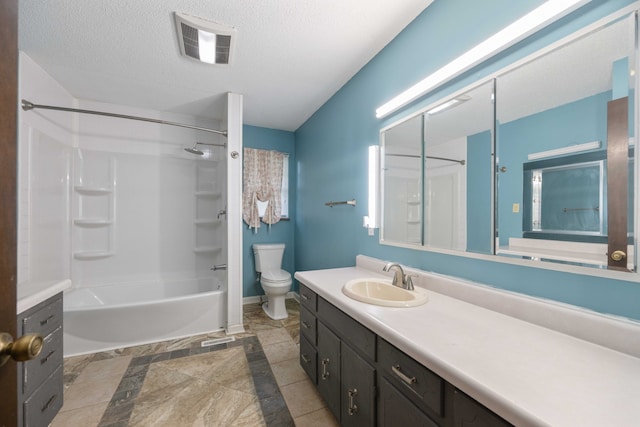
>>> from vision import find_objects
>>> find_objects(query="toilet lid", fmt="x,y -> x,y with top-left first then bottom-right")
262,269 -> 291,282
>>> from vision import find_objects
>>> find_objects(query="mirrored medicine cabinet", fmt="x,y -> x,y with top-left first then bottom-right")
379,11 -> 638,276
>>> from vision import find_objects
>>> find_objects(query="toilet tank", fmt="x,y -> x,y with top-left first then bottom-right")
252,243 -> 285,272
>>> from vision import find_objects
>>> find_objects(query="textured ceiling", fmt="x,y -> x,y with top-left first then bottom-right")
19,0 -> 433,131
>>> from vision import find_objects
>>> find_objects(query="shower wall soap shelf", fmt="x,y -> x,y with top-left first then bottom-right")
72,152 -> 116,260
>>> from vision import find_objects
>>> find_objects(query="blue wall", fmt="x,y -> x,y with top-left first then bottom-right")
242,125 -> 296,297
294,0 -> 640,320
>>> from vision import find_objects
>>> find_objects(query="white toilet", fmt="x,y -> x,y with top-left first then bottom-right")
253,243 -> 292,320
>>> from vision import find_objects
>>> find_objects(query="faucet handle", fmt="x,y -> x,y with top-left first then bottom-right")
405,275 -> 417,291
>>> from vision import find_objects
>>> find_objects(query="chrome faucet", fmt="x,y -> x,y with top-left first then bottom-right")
382,262 -> 415,290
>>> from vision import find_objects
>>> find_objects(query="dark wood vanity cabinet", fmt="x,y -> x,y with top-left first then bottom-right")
298,283 -> 512,427
17,293 -> 64,427
300,284 -> 376,426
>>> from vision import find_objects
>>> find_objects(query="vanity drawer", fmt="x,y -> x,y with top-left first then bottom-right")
378,339 -> 444,417
22,326 -> 63,397
300,305 -> 317,345
21,294 -> 63,338
299,283 -> 317,311
23,365 -> 63,427
300,335 -> 317,384
317,297 -> 376,360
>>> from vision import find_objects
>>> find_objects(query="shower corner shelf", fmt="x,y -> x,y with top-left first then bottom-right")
73,219 -> 113,227
194,191 -> 221,198
193,246 -> 222,254
194,218 -> 220,225
73,251 -> 114,260
74,186 -> 113,195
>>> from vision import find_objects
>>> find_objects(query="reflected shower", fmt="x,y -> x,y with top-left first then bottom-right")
184,142 -> 226,155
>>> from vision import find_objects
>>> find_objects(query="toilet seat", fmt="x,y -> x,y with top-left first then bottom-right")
262,269 -> 291,284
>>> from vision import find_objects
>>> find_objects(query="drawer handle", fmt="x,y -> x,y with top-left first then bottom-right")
40,350 -> 55,365
321,358 -> 331,380
40,315 -> 55,326
41,394 -> 58,412
348,388 -> 359,415
301,293 -> 310,301
301,321 -> 311,329
392,365 -> 416,385
301,354 -> 311,364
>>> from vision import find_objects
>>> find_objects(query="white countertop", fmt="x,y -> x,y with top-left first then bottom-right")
17,279 -> 71,314
295,266 -> 640,427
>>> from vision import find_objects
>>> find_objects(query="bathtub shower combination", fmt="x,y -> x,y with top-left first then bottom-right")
62,142 -> 229,356
19,88 -> 235,356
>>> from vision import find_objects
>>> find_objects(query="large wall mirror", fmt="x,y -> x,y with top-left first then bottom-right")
381,81 -> 495,254
496,13 -> 636,271
380,10 -> 638,275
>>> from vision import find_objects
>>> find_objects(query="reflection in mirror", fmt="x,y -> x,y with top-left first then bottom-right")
381,115 -> 423,245
496,14 -> 636,271
424,80 -> 495,253
380,80 -> 495,254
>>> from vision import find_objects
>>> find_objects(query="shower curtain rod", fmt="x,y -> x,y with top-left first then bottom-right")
386,152 -> 466,165
21,99 -> 228,137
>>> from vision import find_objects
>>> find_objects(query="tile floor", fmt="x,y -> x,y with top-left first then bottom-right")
52,299 -> 339,427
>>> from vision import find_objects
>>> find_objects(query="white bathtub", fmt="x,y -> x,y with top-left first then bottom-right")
63,277 -> 227,356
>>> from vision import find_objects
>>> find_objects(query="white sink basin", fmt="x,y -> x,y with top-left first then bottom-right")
342,278 -> 428,307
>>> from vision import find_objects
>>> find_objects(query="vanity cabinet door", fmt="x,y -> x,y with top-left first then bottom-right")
453,389 -> 512,427
341,343 -> 375,427
317,322 -> 341,420
379,378 -> 438,427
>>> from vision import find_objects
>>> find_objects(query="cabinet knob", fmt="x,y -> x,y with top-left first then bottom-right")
610,250 -> 626,262
0,332 -> 44,367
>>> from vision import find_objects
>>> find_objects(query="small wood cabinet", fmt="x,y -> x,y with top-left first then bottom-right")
298,283 -> 511,427
17,293 -> 64,427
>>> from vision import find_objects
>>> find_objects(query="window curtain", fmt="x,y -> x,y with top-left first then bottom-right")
243,148 -> 285,231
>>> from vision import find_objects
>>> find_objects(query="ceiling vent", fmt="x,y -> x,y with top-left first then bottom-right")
174,12 -> 236,65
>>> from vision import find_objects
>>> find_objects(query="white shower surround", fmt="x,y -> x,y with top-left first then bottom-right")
18,54 -> 244,356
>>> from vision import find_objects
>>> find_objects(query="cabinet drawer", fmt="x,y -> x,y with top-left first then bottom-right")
299,283 -> 317,311
21,294 -> 62,338
22,326 -> 63,397
23,365 -> 63,427
318,297 -> 375,360
300,305 -> 317,345
300,335 -> 317,384
453,389 -> 512,427
378,339 -> 443,417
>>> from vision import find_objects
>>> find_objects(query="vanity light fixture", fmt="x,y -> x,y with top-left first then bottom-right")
363,145 -> 381,236
527,140 -> 601,160
375,0 -> 591,119
427,95 -> 471,115
174,12 -> 236,65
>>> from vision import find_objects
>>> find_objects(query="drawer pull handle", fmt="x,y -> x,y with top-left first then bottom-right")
302,321 -> 311,329
41,394 -> 58,412
301,293 -> 310,301
301,354 -> 311,364
348,388 -> 359,415
392,365 -> 416,385
321,358 -> 330,380
40,350 -> 55,364
40,315 -> 55,326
